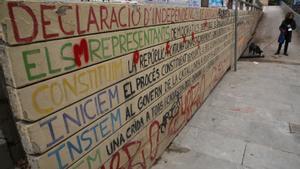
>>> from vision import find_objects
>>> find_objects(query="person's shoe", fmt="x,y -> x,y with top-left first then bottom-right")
284,53 -> 288,56
275,52 -> 280,55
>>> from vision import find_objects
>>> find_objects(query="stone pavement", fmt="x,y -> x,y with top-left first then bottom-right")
152,61 -> 300,169
152,6 -> 300,169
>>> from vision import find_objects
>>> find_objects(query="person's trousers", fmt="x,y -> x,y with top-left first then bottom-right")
277,41 -> 289,54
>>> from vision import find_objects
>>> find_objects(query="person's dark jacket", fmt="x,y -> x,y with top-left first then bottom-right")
279,18 -> 297,42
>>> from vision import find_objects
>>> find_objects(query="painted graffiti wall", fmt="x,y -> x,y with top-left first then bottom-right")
0,1 -> 262,169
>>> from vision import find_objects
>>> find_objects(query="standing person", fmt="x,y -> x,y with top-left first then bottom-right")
275,12 -> 297,56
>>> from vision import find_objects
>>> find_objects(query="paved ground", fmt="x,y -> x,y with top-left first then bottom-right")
153,61 -> 300,169
152,6 -> 300,169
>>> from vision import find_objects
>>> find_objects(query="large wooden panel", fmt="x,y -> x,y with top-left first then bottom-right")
8,24 -> 233,122
18,31 -> 233,155
2,17 -> 233,88
0,1 -> 220,45
68,39 -> 234,169
29,40 -> 233,169
0,2 -> 263,169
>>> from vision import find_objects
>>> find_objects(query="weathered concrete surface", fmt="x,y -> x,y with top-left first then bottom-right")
152,61 -> 300,169
249,6 -> 300,64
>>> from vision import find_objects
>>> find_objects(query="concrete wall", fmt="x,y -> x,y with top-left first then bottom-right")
0,65 -> 26,169
0,67 -> 14,169
0,1 -> 262,169
281,1 -> 300,31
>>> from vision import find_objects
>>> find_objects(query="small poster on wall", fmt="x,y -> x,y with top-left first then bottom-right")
143,0 -> 201,7
188,0 -> 201,7
209,0 -> 224,7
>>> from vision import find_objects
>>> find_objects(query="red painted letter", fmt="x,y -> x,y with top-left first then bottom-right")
87,7 -> 99,32
41,4 -> 59,39
7,2 -> 38,43
73,39 -> 89,67
76,5 -> 86,34
100,6 -> 109,30
58,6 -> 75,36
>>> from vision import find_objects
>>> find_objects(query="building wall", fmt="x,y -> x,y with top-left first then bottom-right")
0,1 -> 262,169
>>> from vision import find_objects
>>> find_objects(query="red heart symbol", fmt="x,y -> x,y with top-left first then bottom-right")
73,39 -> 89,67
133,50 -> 140,64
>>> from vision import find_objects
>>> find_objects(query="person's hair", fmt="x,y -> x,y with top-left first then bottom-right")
285,12 -> 294,20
